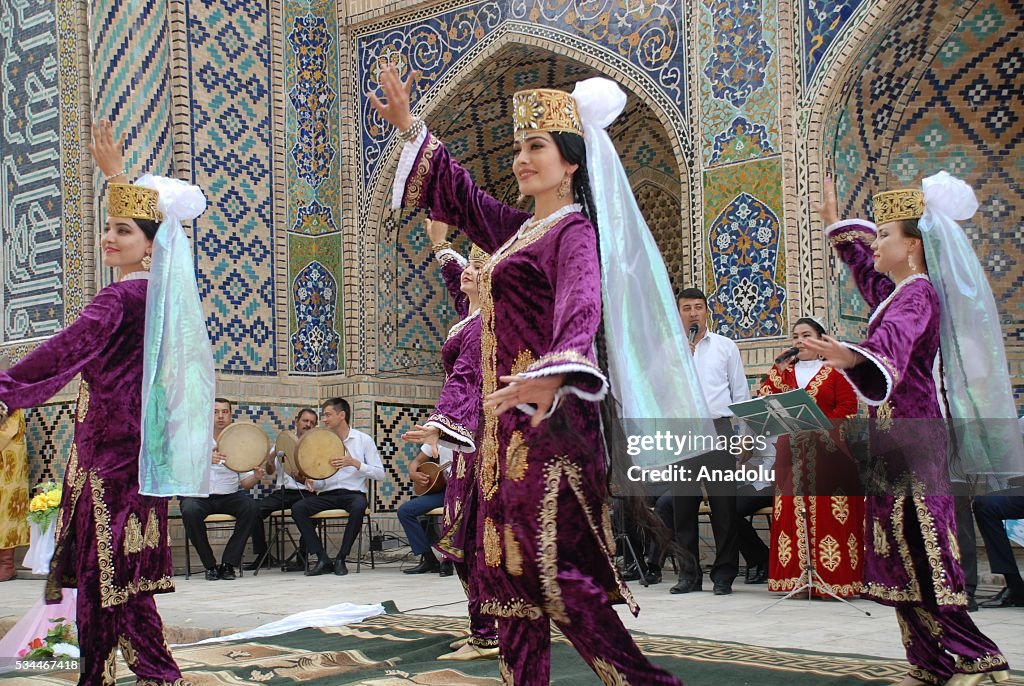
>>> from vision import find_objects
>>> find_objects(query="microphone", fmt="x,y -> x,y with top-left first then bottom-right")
774,346 -> 800,365
688,324 -> 698,343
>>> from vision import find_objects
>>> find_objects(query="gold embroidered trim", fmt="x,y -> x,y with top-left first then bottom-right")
914,607 -> 942,638
765,367 -> 792,393
510,349 -> 536,376
831,495 -> 850,525
768,576 -> 861,597
483,517 -> 501,568
436,494 -> 465,561
499,655 -> 514,685
873,518 -> 891,556
506,431 -> 529,482
123,514 -> 144,555
445,310 -> 479,342
897,613 -> 913,647
144,508 -> 160,549
591,657 -> 631,686
805,366 -> 829,399
481,598 -> 544,620
504,524 -> 523,576
526,349 -> 600,374
601,503 -> 615,552
103,644 -> 118,685
118,634 -> 138,666
404,135 -> 440,208
456,452 -> 466,481
948,524 -> 961,562
90,474 -> 175,608
848,532 -> 859,570
76,380 -> 90,423
819,535 -> 841,572
953,654 -> 1009,673
911,484 -> 967,607
777,530 -> 793,567
539,460 -> 568,622
876,401 -> 894,433
479,266 -> 500,502
829,229 -> 872,246
427,412 -> 474,445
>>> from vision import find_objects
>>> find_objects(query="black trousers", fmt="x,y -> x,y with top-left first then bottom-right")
672,436 -> 739,584
973,488 -> 1024,580
180,492 -> 259,570
953,490 -> 978,595
736,485 -> 772,567
291,489 -> 367,560
251,488 -> 310,557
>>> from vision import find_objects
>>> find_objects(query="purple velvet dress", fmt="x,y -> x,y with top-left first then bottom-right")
0,276 -> 183,685
828,220 -> 1007,683
425,249 -> 497,647
396,129 -> 682,685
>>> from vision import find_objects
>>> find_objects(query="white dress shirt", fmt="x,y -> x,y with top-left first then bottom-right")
312,427 -> 385,493
208,461 -> 254,495
692,330 -> 750,418
272,453 -> 305,491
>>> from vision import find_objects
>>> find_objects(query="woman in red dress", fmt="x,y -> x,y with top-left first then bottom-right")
761,317 -> 864,597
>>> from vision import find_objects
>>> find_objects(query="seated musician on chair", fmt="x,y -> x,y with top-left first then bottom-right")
292,397 -> 384,577
397,444 -> 454,576
247,407 -> 319,571
180,397 -> 262,580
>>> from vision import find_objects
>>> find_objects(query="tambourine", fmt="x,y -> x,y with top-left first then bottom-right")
296,428 -> 345,480
275,430 -> 300,479
217,421 -> 271,473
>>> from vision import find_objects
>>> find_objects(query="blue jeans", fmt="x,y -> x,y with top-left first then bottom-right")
397,491 -> 446,555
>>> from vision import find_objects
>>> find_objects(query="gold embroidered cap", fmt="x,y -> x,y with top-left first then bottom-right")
512,88 -> 583,140
469,244 -> 490,263
108,183 -> 162,222
872,188 -> 924,225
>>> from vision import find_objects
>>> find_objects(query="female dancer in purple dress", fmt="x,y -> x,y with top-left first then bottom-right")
403,219 -> 499,661
371,62 -> 690,685
805,175 -> 1011,686
0,122 -> 211,685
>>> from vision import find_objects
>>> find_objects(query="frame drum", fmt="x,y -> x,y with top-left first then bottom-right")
275,430 -> 300,478
296,428 -> 345,480
217,421 -> 271,473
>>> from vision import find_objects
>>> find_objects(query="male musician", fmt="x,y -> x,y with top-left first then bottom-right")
671,288 -> 749,596
180,397 -> 262,580
247,407 -> 319,571
396,444 -> 454,575
292,397 -> 384,576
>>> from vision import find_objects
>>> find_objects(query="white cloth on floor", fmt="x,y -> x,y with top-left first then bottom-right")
172,602 -> 385,646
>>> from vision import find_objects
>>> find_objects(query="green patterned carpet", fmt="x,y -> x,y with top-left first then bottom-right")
8,609 -> 1023,685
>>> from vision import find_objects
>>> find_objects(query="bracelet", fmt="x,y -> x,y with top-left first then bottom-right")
398,118 -> 425,143
103,169 -> 127,182
0,399 -> 8,420
430,241 -> 452,254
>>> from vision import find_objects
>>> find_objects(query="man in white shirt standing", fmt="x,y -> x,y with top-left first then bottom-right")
670,288 -> 750,596
292,397 -> 384,577
180,398 -> 263,580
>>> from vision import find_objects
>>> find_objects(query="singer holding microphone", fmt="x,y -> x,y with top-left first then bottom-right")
670,288 -> 750,596
757,317 -> 863,597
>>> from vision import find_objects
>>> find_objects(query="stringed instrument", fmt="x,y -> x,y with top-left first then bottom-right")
413,460 -> 449,496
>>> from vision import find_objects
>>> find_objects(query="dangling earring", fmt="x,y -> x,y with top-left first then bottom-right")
516,193 -> 525,205
557,175 -> 571,199
141,253 -> 152,271
907,253 -> 917,272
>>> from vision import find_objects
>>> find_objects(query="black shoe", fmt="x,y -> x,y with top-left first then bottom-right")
967,594 -> 979,613
204,567 -> 220,581
403,554 -> 440,574
622,567 -> 642,582
439,560 -> 454,577
980,586 -> 1024,608
219,563 -> 237,580
669,576 -> 703,594
712,581 -> 733,596
305,557 -> 332,576
643,565 -> 663,585
333,559 -> 349,576
284,558 -> 306,572
745,562 -> 768,584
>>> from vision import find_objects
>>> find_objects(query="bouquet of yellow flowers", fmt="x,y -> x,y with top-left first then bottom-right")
28,482 -> 61,531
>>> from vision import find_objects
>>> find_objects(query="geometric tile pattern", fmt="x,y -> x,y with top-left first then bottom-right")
802,0 -> 865,87
0,0 -> 64,342
373,402 -> 433,513
356,0 -> 689,189
24,403 -> 76,489
187,0 -> 277,374
698,0 -> 781,167
703,158 -> 788,339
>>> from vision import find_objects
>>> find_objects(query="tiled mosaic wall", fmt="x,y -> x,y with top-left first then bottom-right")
9,0 -> 1024,514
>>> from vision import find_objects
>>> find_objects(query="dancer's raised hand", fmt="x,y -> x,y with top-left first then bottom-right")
811,175 -> 840,227
89,120 -> 128,183
367,63 -> 418,132
486,374 -> 566,427
425,219 -> 449,246
801,335 -> 863,370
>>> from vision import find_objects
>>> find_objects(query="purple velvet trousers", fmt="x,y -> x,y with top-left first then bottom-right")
77,590 -> 181,685
454,560 -> 498,647
496,568 -> 683,686
897,606 -> 1008,684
